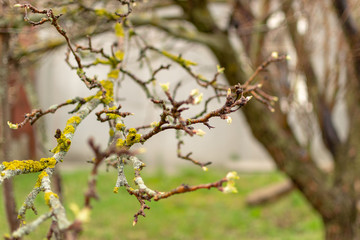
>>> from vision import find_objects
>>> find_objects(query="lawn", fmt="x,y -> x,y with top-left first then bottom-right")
0,167 -> 323,239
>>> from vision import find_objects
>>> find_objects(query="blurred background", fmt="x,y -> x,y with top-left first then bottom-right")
4,1 -> 341,172
35,31 -> 277,173
2,0 -> 359,239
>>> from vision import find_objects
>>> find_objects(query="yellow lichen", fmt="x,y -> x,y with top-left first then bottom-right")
116,123 -> 125,131
125,128 -> 141,146
109,129 -> 115,137
51,130 -> 72,153
44,191 -> 59,207
84,95 -> 95,102
63,125 -> 75,135
94,8 -> 117,20
114,50 -> 124,61
161,51 -> 197,67
83,80 -> 114,104
93,58 -> 111,66
66,116 -> 81,126
115,22 -> 124,37
108,69 -> 120,79
51,118 -> 78,153
95,80 -> 114,104
197,74 -> 208,82
2,157 -> 56,173
40,157 -> 57,168
35,171 -> 48,188
93,50 -> 122,68
113,187 -> 119,194
116,138 -> 125,147
106,106 -> 118,119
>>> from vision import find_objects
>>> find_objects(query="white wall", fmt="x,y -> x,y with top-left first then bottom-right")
36,31 -> 275,172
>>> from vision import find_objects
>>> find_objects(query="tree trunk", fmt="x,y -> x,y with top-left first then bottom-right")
323,216 -> 356,240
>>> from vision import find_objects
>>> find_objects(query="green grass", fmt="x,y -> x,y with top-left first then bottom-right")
0,168 -> 323,239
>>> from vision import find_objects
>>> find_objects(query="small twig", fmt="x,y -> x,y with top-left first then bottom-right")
243,53 -> 288,88
177,140 -> 212,168
7,97 -> 85,129
153,177 -> 228,201
95,105 -> 133,122
192,94 -> 227,119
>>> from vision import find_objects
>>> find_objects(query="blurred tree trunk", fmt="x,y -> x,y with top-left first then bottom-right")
0,2 -> 20,234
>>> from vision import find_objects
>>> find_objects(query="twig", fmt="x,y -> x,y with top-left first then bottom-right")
177,140 -> 212,168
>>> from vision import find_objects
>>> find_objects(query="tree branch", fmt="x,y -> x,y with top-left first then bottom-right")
332,0 -> 360,88
282,1 -> 341,157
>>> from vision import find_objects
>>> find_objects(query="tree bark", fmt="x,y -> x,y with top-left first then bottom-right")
323,215 -> 356,240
